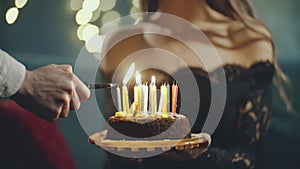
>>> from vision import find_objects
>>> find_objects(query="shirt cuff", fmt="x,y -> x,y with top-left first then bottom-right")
0,49 -> 26,98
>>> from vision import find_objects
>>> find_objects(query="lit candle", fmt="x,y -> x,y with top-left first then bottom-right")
172,82 -> 178,115
134,85 -> 138,103
116,86 -> 122,112
135,71 -> 142,115
158,84 -> 164,114
143,83 -> 148,113
150,76 -> 157,117
149,85 -> 152,112
122,84 -> 130,114
137,86 -> 142,113
140,85 -> 144,113
162,84 -> 168,118
122,63 -> 135,115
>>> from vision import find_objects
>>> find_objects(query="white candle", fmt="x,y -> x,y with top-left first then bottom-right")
162,84 -> 168,118
143,83 -> 148,113
152,85 -> 157,115
135,71 -> 142,113
149,85 -> 152,112
172,83 -> 178,114
167,83 -> 170,112
140,84 -> 144,113
122,63 -> 135,115
116,86 -> 122,112
158,84 -> 164,113
150,76 -> 157,116
122,84 -> 129,114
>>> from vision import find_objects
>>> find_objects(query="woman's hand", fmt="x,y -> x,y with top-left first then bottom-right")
10,64 -> 90,122
162,134 -> 211,161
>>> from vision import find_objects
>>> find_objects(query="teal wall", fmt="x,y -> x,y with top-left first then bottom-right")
254,0 -> 300,60
0,1 -> 299,169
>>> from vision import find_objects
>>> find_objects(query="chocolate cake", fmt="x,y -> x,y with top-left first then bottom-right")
106,114 -> 191,140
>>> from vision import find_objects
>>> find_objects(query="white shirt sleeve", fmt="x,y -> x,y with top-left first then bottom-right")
0,49 -> 26,98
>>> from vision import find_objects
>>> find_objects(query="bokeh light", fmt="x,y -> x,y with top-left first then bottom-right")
15,0 -> 28,8
5,7 -> 19,24
77,24 -> 90,41
82,0 -> 100,12
99,0 -> 116,11
85,35 -> 105,53
82,24 -> 99,42
76,9 -> 92,25
131,0 -> 140,8
90,7 -> 101,22
72,0 -> 121,53
70,0 -> 83,11
101,10 -> 120,25
130,7 -> 139,19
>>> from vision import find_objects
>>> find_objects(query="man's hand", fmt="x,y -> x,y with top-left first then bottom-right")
10,64 -> 90,122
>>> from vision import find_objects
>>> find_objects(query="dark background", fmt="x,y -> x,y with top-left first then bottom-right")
0,0 -> 299,169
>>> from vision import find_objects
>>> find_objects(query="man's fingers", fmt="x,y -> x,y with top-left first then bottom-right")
57,64 -> 90,102
70,90 -> 81,110
60,101 -> 70,118
73,74 -> 90,101
60,93 -> 71,118
56,64 -> 73,73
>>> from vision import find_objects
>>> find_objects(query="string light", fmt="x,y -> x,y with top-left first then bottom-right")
5,7 -> 19,24
15,0 -> 28,8
77,24 -> 89,40
82,0 -> 100,12
90,7 -> 101,22
131,0 -> 140,8
82,24 -> 99,42
75,9 -> 92,25
130,6 -> 139,19
5,0 -> 136,55
85,35 -> 104,53
73,0 -> 138,56
99,0 -> 116,11
70,0 -> 83,11
5,0 -> 29,25
101,10 -> 120,25
130,0 -> 142,21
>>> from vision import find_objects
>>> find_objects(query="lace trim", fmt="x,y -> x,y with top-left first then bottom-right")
190,61 -> 274,82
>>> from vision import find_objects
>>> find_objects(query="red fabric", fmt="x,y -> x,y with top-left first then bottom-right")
0,99 -> 77,169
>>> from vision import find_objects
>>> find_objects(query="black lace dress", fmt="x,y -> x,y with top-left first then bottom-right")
104,61 -> 274,169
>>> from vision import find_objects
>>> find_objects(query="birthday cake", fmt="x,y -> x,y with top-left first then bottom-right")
106,71 -> 192,140
106,113 -> 191,140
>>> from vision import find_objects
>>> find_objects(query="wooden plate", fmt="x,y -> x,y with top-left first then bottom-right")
88,130 -> 211,152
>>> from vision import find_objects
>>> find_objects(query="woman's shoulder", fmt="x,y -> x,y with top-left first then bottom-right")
219,21 -> 275,67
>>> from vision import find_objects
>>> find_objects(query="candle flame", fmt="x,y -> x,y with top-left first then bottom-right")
135,71 -> 141,85
151,75 -> 156,86
123,63 -> 135,86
